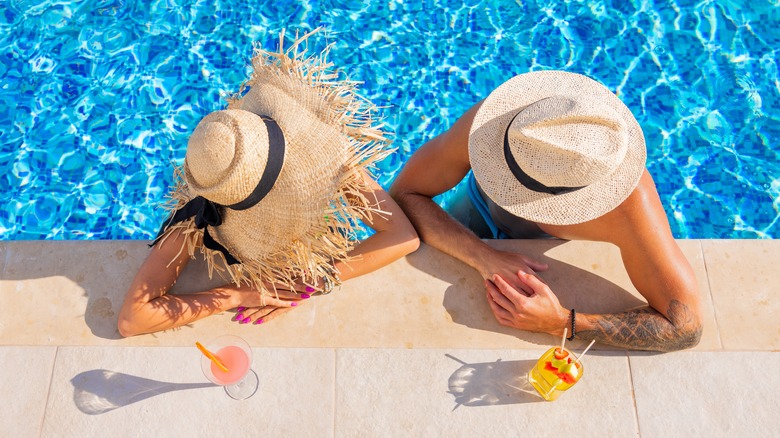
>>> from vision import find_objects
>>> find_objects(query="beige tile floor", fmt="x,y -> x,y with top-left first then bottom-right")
1,239 -> 777,437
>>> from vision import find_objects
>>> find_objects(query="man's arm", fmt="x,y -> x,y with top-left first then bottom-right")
389,102 -> 489,268
488,270 -> 702,352
576,302 -> 701,352
486,173 -> 703,352
572,173 -> 703,351
572,199 -> 703,351
390,101 -> 547,289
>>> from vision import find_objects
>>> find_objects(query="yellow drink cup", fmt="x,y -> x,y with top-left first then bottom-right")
528,347 -> 583,401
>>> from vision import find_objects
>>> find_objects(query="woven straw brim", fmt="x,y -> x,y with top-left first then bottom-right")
158,29 -> 391,295
468,71 -> 647,226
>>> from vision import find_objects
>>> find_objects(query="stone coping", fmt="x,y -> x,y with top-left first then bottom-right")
1,239 -> 777,350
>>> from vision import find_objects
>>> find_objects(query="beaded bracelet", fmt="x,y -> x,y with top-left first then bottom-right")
566,308 -> 576,341
320,274 -> 335,295
316,264 -> 341,295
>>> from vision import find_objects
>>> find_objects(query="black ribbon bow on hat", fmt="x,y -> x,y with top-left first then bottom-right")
150,196 -> 239,265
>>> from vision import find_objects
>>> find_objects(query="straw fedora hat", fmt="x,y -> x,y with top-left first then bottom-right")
468,70 -> 647,226
153,29 -> 390,293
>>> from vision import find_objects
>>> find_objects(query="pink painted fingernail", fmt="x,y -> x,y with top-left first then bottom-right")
242,317 -> 251,324
305,286 -> 315,293
301,293 -> 311,299
236,307 -> 246,312
254,318 -> 264,325
291,302 -> 297,307
236,313 -> 244,320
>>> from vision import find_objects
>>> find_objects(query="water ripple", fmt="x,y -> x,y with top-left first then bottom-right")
1,0 -> 778,239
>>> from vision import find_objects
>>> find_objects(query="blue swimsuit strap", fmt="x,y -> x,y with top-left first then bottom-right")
466,172 -> 509,240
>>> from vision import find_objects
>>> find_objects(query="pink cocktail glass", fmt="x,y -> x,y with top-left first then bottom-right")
200,335 -> 258,400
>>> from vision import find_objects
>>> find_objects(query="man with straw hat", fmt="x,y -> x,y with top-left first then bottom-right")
390,71 -> 702,352
118,30 -> 419,337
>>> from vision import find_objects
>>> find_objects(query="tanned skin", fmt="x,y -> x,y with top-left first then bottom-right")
390,101 -> 702,352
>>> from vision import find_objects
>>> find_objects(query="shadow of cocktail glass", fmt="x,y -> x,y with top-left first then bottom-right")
446,354 -> 543,409
71,369 -> 215,415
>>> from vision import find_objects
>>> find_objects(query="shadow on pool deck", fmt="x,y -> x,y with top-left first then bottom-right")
405,239 -> 647,347
71,369 -> 214,415
445,354 -> 542,408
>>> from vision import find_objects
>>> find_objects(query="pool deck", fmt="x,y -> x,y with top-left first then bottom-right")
1,239 -> 777,437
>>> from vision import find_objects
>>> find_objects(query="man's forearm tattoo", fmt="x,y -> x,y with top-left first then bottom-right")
576,300 -> 702,352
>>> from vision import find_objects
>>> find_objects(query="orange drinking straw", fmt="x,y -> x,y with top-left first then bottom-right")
196,341 -> 229,373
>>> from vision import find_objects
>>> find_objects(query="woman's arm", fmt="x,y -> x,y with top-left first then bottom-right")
117,229 -> 228,337
334,170 -> 420,282
117,229 -> 298,337
118,171 -> 418,336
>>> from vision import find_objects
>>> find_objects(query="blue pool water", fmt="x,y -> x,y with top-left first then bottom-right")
1,0 -> 778,240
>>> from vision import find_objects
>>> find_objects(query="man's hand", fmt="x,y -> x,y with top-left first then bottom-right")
476,249 -> 549,296
485,270 -> 569,336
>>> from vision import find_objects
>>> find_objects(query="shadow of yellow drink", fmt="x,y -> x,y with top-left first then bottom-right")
527,347 -> 583,401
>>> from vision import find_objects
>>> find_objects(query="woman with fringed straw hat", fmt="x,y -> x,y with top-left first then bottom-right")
117,29 -> 419,337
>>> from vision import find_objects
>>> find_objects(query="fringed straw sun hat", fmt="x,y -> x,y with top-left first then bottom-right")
468,70 -> 647,226
153,29 -> 390,295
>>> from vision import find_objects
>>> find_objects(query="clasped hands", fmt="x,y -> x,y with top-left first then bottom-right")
480,250 -> 569,336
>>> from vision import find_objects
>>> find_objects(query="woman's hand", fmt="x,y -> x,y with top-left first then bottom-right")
485,270 -> 568,336
229,281 -> 319,325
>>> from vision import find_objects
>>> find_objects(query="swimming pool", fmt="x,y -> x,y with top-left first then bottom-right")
1,0 -> 778,239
